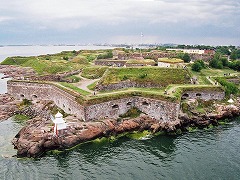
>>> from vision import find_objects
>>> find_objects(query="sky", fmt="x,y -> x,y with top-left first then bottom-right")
0,0 -> 239,45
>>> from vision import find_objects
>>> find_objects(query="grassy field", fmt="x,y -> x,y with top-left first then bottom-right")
59,82 -> 91,96
81,66 -> 108,79
158,58 -> 184,63
189,67 -> 240,85
1,53 -> 83,74
98,67 -> 191,87
126,59 -> 156,65
0,50 -> 104,74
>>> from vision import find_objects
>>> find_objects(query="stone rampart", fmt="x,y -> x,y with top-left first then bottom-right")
96,80 -> 163,91
7,81 -> 225,122
7,81 -> 85,120
181,91 -> 225,100
94,60 -> 127,67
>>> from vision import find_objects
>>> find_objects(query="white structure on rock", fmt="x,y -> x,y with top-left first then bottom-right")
51,112 -> 67,136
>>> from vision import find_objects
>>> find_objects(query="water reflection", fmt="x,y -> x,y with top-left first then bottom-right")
0,118 -> 23,158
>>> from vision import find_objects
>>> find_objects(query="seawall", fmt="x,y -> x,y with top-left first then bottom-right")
7,81 -> 225,122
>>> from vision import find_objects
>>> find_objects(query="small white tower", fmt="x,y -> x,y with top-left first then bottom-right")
52,112 -> 67,136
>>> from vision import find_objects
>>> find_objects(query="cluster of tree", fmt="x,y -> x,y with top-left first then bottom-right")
97,50 -> 113,59
176,44 -> 214,50
215,77 -> 239,97
209,53 -> 240,71
191,60 -> 206,72
176,53 -> 191,63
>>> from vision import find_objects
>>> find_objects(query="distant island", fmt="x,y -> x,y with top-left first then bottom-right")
0,45 -> 239,157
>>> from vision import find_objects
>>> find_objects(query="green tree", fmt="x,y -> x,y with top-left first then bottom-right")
220,57 -> 228,67
182,53 -> 191,63
230,50 -> 237,60
192,61 -> 202,72
209,58 -> 218,68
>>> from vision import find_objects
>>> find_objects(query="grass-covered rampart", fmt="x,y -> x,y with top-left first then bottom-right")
98,67 -> 191,87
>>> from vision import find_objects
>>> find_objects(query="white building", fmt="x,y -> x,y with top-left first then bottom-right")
166,49 -> 205,54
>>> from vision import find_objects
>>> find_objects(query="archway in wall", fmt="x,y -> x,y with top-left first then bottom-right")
181,93 -> 189,100
32,95 -> 38,99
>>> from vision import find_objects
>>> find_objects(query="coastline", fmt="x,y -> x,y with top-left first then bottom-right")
6,96 -> 239,158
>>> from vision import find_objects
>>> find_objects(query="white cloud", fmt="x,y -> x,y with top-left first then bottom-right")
0,0 -> 239,45
0,0 -> 239,29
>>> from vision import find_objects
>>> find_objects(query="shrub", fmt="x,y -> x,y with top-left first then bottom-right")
119,107 -> 142,118
192,61 -> 202,72
63,56 -> 69,60
215,77 -> 239,96
182,53 -> 191,63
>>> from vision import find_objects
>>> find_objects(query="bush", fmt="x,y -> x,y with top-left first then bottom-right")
20,99 -> 32,106
63,56 -> 69,60
119,107 -> 142,118
182,53 -> 191,63
192,61 -> 202,72
97,50 -> 113,59
215,77 -> 239,96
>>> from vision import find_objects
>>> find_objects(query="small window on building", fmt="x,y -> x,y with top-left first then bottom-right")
63,104 -> 65,108
68,108 -> 71,111
20,94 -> 25,98
112,104 -> 119,109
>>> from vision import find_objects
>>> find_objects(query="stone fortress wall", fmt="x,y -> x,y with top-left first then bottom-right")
7,81 -> 225,122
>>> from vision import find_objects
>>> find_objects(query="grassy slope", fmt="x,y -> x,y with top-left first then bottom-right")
81,66 -> 108,79
1,51 -> 84,74
99,67 -> 191,86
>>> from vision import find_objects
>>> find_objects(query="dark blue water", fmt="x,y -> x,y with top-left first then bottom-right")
0,118 -> 240,180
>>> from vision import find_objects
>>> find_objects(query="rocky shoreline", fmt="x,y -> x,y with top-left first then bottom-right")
9,98 -> 240,158
0,65 -> 80,82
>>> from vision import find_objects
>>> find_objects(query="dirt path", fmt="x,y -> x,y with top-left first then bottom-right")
73,74 -> 99,93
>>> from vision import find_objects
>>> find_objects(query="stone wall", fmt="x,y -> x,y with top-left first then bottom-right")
7,81 -> 85,120
134,97 -> 180,121
7,81 -> 225,122
85,97 -> 136,121
85,97 -> 180,121
95,80 -> 163,91
94,60 -> 127,67
181,91 -> 225,101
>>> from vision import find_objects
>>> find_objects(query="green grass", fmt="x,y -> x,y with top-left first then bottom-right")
158,58 -> 184,63
63,75 -> 81,83
87,81 -> 99,90
1,53 -> 83,75
13,114 -> 30,124
191,67 -> 239,77
59,82 -> 91,96
126,59 -> 156,65
81,66 -> 108,79
98,67 -> 191,87
79,88 -> 178,106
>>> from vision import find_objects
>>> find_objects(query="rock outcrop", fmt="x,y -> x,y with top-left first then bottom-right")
0,65 -> 80,82
12,101 -> 240,158
0,94 -> 20,121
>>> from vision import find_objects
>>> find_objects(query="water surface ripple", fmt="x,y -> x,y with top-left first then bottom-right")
1,118 -> 240,180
